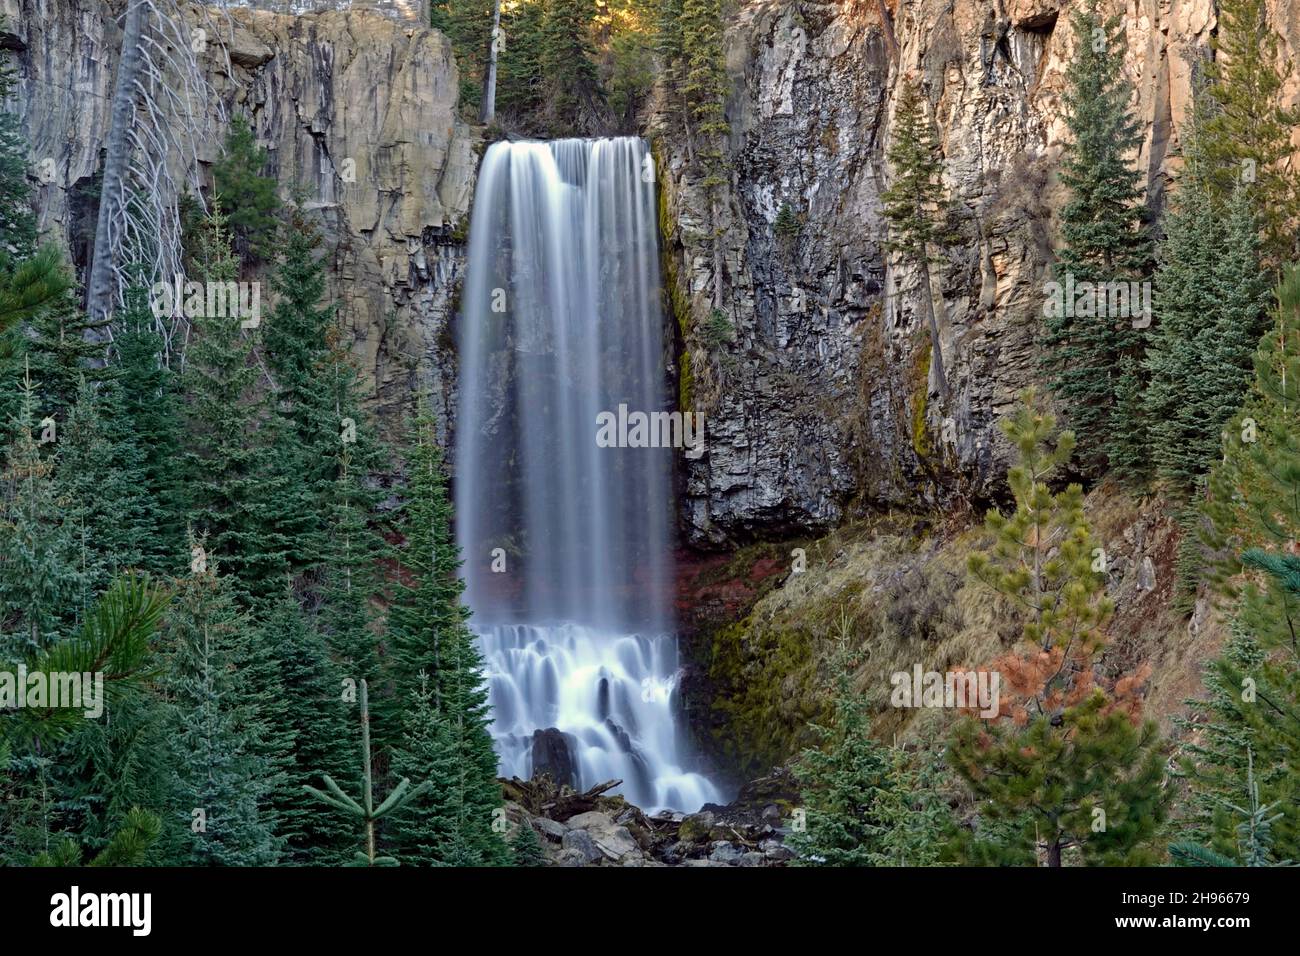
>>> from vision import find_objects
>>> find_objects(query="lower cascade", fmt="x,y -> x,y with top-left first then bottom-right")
455,136 -> 720,813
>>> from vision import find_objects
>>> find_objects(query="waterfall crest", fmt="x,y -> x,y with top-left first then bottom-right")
455,137 -> 720,813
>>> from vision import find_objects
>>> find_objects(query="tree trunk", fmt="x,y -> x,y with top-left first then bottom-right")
479,0 -> 502,125
917,252 -> 949,402
1046,838 -> 1062,867
88,0 -> 147,324
710,195 -> 725,310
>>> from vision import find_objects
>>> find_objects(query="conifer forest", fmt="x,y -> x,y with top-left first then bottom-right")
1,0 -> 1299,934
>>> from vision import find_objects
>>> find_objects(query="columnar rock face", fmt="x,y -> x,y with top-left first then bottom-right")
653,0 -> 1299,547
3,0 -> 476,436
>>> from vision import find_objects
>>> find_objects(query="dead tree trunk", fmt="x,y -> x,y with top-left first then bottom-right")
88,0 -> 147,324
479,0 -> 502,125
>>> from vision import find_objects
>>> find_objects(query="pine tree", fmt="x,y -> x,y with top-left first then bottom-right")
1144,183 -> 1268,492
0,371 -> 83,661
110,285 -> 185,576
787,632 -> 944,866
431,0 -> 496,113
258,589 -> 355,865
384,407 -> 508,866
540,0 -> 602,129
1198,0 -> 1300,267
497,0 -> 547,118
212,114 -> 281,270
1201,265 -> 1300,590
179,209 -> 290,602
882,77 -> 953,403
948,391 -> 1167,866
1042,1 -> 1150,470
155,556 -> 280,866
509,818 -> 547,866
54,376 -> 148,606
303,678 -> 430,866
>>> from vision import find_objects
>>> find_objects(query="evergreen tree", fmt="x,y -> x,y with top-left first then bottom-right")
1042,1 -> 1150,470
303,678 -> 430,866
497,0 -> 547,118
540,0 -> 602,129
948,391 -> 1167,866
109,284 -> 186,576
1201,265 -> 1300,589
0,372 -> 82,660
431,0 -> 496,113
155,557 -> 280,866
384,407 -> 507,866
258,589 -> 355,865
882,77 -> 953,403
1198,0 -> 1300,267
1144,184 -> 1268,491
788,633 -> 946,866
212,114 -> 281,270
508,818 -> 547,866
179,209 -> 290,602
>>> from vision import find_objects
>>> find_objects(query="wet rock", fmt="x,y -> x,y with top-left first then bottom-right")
677,811 -> 716,843
533,817 -> 569,842
708,841 -> 744,864
531,728 -> 579,790
560,829 -> 602,866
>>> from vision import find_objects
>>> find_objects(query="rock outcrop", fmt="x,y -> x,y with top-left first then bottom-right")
654,0 -> 1299,546
5,0 -> 477,437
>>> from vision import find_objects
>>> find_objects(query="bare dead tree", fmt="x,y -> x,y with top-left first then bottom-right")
87,0 -> 234,361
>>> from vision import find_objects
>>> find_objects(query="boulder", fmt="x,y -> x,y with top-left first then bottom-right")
560,829 -> 602,866
530,728 -> 579,790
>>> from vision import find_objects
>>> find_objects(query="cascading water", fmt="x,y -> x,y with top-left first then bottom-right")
454,137 -> 721,813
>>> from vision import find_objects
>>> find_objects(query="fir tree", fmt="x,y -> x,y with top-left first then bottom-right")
539,0 -> 602,130
155,556 -> 280,866
788,630 -> 945,867
1042,1 -> 1150,470
179,209 -> 290,602
303,678 -> 430,866
1201,265 -> 1300,590
0,371 -> 83,660
1198,0 -> 1300,267
109,284 -> 186,576
212,114 -> 281,270
258,589 -> 355,865
948,391 -> 1167,866
431,0 -> 496,113
882,77 -> 953,403
1145,183 -> 1268,492
384,407 -> 507,866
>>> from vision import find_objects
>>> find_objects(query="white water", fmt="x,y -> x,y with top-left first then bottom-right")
454,137 -> 720,813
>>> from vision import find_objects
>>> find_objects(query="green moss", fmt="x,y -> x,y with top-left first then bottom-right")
910,343 -> 933,460
655,143 -> 695,412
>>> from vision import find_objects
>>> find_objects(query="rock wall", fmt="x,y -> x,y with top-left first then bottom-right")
3,0 -> 477,437
654,0 -> 1300,547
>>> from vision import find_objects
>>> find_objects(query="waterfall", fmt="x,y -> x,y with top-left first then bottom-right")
454,137 -> 721,813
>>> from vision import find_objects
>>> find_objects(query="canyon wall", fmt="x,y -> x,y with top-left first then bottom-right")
2,0 -> 476,436
655,0 -> 1300,547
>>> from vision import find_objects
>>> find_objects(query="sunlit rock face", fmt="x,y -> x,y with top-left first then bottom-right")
653,0 -> 1300,546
